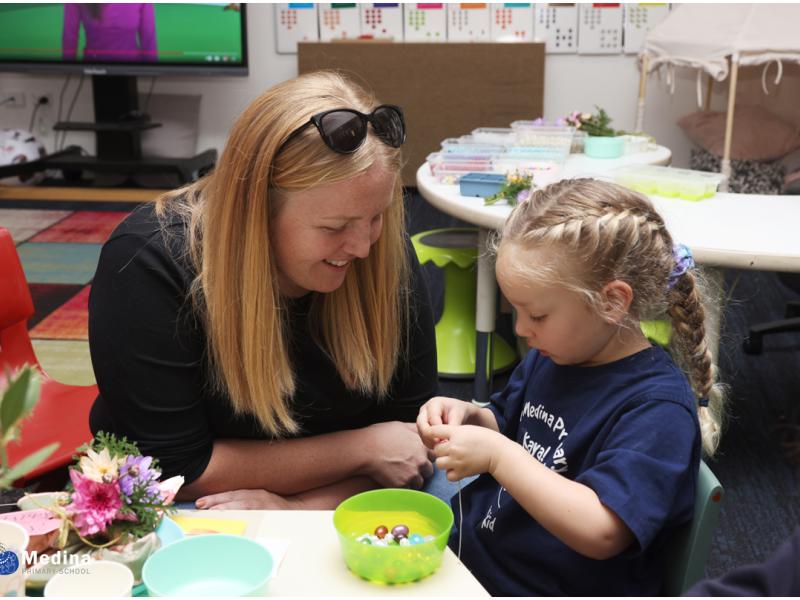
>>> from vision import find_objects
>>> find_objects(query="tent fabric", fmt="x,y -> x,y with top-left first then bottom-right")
641,4 -> 800,81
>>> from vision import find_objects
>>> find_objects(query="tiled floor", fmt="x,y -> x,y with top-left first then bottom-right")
1,208 -> 130,385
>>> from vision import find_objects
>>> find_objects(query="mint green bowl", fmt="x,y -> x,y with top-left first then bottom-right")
333,488 -> 454,584
142,534 -> 272,596
584,135 -> 625,159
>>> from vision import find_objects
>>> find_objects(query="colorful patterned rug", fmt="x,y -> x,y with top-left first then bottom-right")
0,208 -> 130,384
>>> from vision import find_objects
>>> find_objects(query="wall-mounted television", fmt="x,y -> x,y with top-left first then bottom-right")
0,3 -> 248,77
0,3 -> 248,185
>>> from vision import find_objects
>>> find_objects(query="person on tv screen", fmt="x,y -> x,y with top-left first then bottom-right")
88,71 -> 438,509
62,3 -> 157,62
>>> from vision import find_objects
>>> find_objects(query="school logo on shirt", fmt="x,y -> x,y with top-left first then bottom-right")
519,401 -> 570,473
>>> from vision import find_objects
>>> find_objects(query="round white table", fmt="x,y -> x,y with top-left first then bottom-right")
417,152 -> 800,402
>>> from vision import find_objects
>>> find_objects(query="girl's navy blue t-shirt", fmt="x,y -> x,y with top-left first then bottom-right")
451,346 -> 701,596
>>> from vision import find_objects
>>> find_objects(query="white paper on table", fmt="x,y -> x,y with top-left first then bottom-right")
254,537 -> 290,578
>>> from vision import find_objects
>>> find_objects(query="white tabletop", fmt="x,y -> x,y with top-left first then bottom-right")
417,160 -> 800,273
177,509 -> 488,597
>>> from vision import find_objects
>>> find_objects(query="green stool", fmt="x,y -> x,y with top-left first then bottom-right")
641,319 -> 672,347
412,228 -> 517,378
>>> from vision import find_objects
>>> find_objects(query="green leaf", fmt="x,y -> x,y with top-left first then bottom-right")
0,443 -> 58,486
21,367 -> 41,419
0,367 -> 33,438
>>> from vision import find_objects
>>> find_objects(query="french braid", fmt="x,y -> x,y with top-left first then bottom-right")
496,178 -> 725,456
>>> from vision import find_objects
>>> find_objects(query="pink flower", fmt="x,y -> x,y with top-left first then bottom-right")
66,469 -> 123,537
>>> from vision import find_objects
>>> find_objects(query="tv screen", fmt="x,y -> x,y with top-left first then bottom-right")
0,3 -> 248,76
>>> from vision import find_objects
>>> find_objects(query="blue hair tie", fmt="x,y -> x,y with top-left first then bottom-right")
668,243 -> 695,289
698,398 -> 709,407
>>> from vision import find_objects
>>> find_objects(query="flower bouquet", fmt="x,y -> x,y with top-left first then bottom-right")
485,172 -> 534,206
23,432 -> 183,588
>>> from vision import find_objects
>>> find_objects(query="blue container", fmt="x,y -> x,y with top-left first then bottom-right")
459,172 -> 506,198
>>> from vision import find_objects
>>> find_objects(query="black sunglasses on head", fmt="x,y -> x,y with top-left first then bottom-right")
278,104 -> 406,155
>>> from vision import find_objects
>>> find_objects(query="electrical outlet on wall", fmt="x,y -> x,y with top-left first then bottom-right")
0,92 -> 26,108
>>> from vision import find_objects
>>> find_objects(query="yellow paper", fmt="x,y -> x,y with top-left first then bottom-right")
171,516 -> 247,536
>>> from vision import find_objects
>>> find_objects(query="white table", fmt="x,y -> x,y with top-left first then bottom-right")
417,155 -> 800,402
177,509 -> 488,597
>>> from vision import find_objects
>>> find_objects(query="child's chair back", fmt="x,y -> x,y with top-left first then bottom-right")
0,227 -> 38,370
661,460 -> 724,595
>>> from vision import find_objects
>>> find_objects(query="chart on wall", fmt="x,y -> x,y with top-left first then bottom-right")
578,3 -> 622,54
275,3 -> 319,54
490,3 -> 534,42
623,3 -> 670,54
404,3 -> 446,42
318,3 -> 360,41
360,3 -> 403,40
534,4 -> 577,54
448,3 -> 491,42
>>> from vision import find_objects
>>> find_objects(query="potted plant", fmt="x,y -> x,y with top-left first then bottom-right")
569,107 -> 625,159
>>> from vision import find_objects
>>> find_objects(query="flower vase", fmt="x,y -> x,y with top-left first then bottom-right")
584,135 -> 624,159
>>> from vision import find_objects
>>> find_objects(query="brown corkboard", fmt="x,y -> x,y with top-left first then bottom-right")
298,42 -> 545,187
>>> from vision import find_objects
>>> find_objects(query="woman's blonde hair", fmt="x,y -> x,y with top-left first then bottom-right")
496,178 -> 726,456
154,70 -> 409,436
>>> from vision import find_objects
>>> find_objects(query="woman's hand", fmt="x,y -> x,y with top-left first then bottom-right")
195,488 -> 295,510
417,396 -> 479,449
361,422 -> 434,489
427,424 -> 513,481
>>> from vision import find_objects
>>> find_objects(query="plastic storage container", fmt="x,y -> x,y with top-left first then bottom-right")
612,165 -> 727,201
459,172 -> 506,198
470,127 -> 515,145
510,122 -> 574,151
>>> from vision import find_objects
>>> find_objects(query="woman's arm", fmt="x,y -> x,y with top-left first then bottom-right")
195,475 -> 379,510
180,420 -> 433,500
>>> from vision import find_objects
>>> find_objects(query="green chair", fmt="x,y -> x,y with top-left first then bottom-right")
641,319 -> 672,347
662,460 -> 724,596
412,228 -> 517,378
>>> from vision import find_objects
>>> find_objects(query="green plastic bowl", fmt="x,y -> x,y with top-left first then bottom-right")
142,534 -> 272,596
333,488 -> 454,584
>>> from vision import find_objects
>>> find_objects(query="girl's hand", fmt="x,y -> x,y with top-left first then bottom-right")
417,396 -> 477,449
195,488 -> 294,510
427,424 -> 511,480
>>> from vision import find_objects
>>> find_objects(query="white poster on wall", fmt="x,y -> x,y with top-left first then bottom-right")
578,3 -> 623,55
275,3 -> 319,55
360,3 -> 403,41
490,3 -> 535,42
318,3 -> 361,41
624,3 -> 670,54
534,4 -> 577,54
448,3 -> 491,42
404,3 -> 447,42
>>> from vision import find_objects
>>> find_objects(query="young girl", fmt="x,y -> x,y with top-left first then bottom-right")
417,178 -> 725,596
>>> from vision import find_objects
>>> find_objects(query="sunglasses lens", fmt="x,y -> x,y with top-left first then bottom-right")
319,111 -> 367,153
372,106 -> 405,148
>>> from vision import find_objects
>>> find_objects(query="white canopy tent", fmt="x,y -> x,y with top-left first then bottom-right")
637,3 -> 800,190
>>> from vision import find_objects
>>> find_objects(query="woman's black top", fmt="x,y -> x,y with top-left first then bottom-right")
88,204 -> 438,482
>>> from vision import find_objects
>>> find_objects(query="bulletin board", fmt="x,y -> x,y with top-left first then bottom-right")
298,42 -> 545,187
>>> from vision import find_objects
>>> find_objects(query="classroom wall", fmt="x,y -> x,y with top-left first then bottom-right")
0,3 -> 716,173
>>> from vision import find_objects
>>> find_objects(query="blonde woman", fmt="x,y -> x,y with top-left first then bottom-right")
88,71 -> 437,509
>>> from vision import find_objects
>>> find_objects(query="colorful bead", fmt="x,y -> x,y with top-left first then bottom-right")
391,524 -> 409,539
409,533 -> 424,545
374,525 -> 389,539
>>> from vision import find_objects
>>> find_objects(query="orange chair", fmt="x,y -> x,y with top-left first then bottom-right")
0,227 -> 97,484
